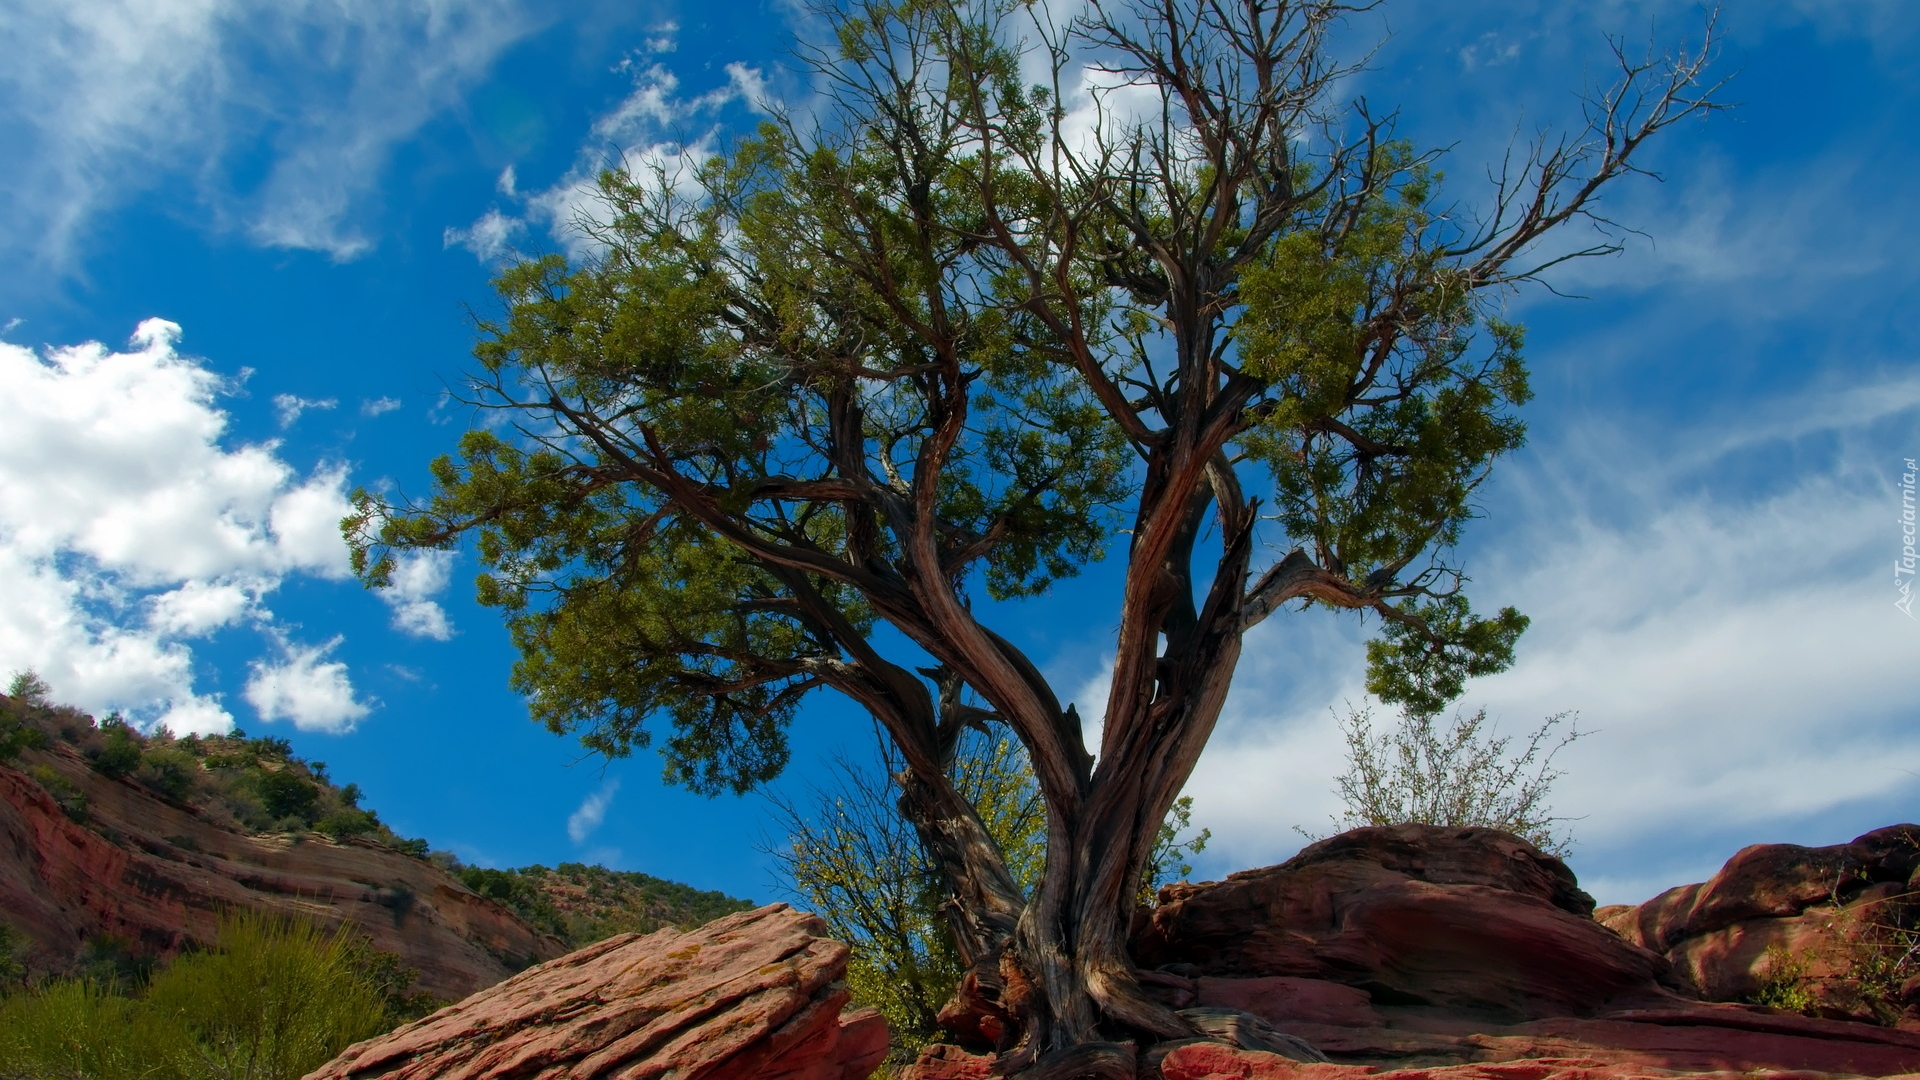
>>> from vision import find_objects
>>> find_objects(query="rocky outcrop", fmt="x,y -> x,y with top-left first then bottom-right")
0,742 -> 564,999
304,904 -> 888,1080
1132,824 -> 1671,1021
1114,824 -> 1920,1077
1154,1036 -> 1920,1080
1597,825 -> 1920,1009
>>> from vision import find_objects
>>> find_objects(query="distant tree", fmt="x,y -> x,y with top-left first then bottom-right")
4,670 -> 51,707
349,0 -> 1722,1065
88,716 -> 142,781
1310,704 -> 1584,856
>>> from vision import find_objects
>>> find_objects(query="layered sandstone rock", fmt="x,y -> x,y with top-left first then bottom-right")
304,904 -> 888,1080
1132,824 -> 1671,1021
0,742 -> 563,999
1597,825 -> 1920,1008
1121,824 -> 1920,1076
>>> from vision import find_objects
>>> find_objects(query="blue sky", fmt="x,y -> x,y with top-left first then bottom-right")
1,0 -> 1916,908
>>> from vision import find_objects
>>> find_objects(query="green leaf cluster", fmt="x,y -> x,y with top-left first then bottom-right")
0,913 -> 417,1080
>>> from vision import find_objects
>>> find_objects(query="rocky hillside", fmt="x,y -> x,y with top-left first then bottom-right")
0,687 -> 751,1000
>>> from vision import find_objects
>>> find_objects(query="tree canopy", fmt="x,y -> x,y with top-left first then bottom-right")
348,0 -> 1721,1070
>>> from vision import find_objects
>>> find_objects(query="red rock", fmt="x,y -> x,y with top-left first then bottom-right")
902,1043 -> 998,1079
304,904 -> 888,1080
1134,825 -> 1668,1020
1155,1042 -> 1869,1080
1196,978 -> 1381,1029
0,747 -> 561,999
1596,826 -> 1920,1008
1600,827 -> 1920,955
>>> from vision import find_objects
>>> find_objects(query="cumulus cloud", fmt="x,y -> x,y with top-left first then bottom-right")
1177,372 -> 1920,906
567,780 -> 620,843
381,550 -> 456,641
359,396 -> 402,417
244,634 -> 372,733
0,319 -> 364,733
0,0 -> 539,268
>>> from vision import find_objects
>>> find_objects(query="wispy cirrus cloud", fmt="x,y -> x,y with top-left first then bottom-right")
447,60 -> 773,261
0,0 -> 542,269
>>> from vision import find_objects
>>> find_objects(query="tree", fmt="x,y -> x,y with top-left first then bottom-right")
766,728 -> 1046,1059
768,725 -> 1207,1063
347,0 -> 1721,1070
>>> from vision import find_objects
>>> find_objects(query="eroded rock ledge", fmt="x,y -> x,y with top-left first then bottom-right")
304,903 -> 887,1080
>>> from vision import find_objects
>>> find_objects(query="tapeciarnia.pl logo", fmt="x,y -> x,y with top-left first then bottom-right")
1899,457 -> 1917,619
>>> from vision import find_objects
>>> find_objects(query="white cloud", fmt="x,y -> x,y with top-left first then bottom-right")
0,319 -> 363,731
272,393 -> 337,428
443,208 -> 525,261
1177,372 -> 1920,906
454,61 -> 771,260
0,0 -> 540,268
359,396 -> 402,417
244,634 -> 370,733
146,580 -> 258,637
381,550 -> 456,641
567,779 -> 620,843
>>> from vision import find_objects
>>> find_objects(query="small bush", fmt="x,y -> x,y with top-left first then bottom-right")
1308,703 -> 1584,856
0,978 -> 177,1080
315,807 -> 382,840
253,770 -> 320,824
137,748 -> 199,804
141,914 -> 395,1080
27,765 -> 87,822
90,718 -> 143,781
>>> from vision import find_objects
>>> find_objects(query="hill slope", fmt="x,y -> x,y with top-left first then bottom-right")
0,687 -> 752,998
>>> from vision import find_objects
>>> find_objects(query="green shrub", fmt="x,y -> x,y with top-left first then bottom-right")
90,718 -> 144,781
314,807 -> 381,840
252,770 -> 320,824
140,914 -> 397,1080
137,748 -> 199,804
0,978 -> 181,1080
28,765 -> 87,822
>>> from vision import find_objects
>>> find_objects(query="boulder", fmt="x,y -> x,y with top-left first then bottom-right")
1598,826 -> 1920,1010
1133,824 -> 1670,1021
304,903 -> 887,1080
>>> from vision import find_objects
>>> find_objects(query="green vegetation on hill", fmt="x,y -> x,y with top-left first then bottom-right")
3,674 -> 752,972
1,676 -> 431,855
451,862 -> 755,948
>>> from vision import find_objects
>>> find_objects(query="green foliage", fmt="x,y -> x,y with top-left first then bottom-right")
0,689 -> 425,855
1140,797 -> 1211,905
90,716 -> 144,780
767,732 -> 1033,1059
137,748 -> 199,804
140,914 -> 395,1080
0,978 -> 169,1080
1310,704 -> 1583,856
768,728 -> 1207,1059
1748,941 -> 1818,1014
5,670 -> 51,706
314,808 -> 382,840
0,914 -> 411,1080
28,764 -> 88,822
251,769 -> 321,824
454,862 -> 754,947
